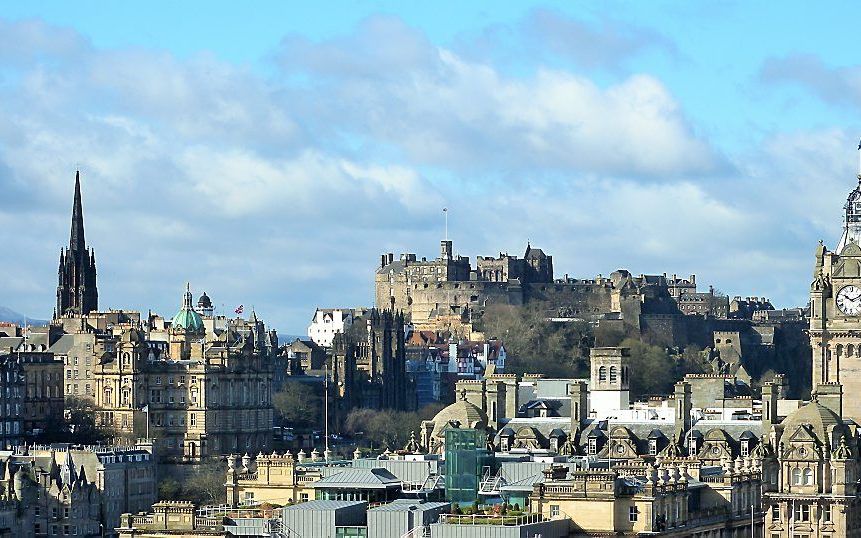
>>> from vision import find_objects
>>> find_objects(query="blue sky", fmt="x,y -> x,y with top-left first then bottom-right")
2,2 -> 861,332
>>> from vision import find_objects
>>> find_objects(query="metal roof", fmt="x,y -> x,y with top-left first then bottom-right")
313,468 -> 401,489
368,500 -> 449,513
281,500 -> 366,511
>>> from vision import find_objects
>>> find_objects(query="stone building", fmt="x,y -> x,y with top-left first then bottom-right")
224,452 -> 320,506
56,171 -> 98,318
589,347 -> 631,415
763,400 -> 861,537
0,443 -> 157,535
16,350 -> 64,436
0,354 -> 24,450
87,286 -> 275,462
811,174 -> 861,422
530,461 -> 761,536
0,448 -> 103,537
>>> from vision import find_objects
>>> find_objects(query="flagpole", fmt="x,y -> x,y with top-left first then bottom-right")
443,208 -> 448,241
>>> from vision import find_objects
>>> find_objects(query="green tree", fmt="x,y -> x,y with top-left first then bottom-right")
622,338 -> 676,399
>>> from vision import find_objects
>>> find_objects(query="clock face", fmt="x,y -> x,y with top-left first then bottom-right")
837,285 -> 861,315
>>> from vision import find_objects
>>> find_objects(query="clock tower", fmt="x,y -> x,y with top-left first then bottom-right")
810,172 -> 861,420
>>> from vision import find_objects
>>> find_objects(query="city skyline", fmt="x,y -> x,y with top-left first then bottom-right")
3,2 -> 861,332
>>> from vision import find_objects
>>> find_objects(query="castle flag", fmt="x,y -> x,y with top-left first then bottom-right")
235,305 -> 244,314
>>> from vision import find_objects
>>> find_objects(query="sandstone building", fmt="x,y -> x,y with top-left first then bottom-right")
88,286 -> 275,462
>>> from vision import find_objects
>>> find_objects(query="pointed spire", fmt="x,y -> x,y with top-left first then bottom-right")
70,170 -> 86,252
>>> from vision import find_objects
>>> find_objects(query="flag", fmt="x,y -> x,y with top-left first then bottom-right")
858,138 -> 861,150
141,404 -> 149,412
235,305 -> 244,314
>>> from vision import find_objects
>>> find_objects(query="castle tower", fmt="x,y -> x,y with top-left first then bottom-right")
56,171 -> 98,317
589,347 -> 630,416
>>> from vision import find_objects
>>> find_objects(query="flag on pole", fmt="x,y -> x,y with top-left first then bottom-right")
235,305 -> 244,315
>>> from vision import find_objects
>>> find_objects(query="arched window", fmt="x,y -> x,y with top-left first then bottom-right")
609,366 -> 618,383
792,467 -> 802,485
599,366 -> 607,382
804,468 -> 814,485
848,344 -> 855,358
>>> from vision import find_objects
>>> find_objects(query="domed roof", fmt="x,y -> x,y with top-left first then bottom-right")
197,292 -> 212,308
781,400 -> 843,443
430,394 -> 488,440
172,283 -> 204,333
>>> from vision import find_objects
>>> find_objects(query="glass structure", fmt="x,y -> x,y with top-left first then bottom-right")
444,428 -> 492,504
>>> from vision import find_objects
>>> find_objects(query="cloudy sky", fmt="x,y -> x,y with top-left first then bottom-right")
1,1 -> 860,333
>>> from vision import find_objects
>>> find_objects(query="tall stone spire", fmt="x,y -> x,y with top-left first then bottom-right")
56,170 -> 98,318
69,170 -> 85,252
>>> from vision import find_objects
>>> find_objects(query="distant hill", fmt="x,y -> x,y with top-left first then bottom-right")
0,306 -> 48,326
278,334 -> 306,345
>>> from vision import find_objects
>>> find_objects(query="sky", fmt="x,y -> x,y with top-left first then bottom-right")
2,1 -> 861,334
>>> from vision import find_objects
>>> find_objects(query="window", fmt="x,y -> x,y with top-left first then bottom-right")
649,440 -> 657,456
771,505 -> 780,520
794,503 -> 810,521
629,506 -> 638,522
588,438 -> 597,455
598,366 -> 607,381
824,504 -> 832,522
609,366 -> 617,383
741,441 -> 749,457
550,505 -> 560,517
300,493 -> 309,502
792,468 -> 803,485
804,468 -> 814,485
156,376 -> 162,385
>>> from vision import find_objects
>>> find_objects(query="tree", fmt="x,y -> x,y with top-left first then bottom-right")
38,396 -> 116,444
622,339 -> 676,399
273,381 -> 322,429
476,304 -> 592,378
342,405 -> 439,450
184,461 -> 228,505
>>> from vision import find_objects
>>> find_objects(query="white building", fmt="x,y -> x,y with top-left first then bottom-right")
307,308 -> 366,348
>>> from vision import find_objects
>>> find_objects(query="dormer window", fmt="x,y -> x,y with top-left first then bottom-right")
588,438 -> 597,455
740,441 -> 749,457
649,439 -> 657,456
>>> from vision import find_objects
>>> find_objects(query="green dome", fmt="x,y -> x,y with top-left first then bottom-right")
171,283 -> 205,333
172,308 -> 204,332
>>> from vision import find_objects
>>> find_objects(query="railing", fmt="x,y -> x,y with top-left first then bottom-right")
437,513 -> 544,526
401,525 -> 431,538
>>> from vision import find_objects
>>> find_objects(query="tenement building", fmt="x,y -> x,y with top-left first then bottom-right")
0,354 -> 24,450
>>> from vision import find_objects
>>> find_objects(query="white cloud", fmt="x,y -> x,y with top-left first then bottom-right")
0,16 -> 850,331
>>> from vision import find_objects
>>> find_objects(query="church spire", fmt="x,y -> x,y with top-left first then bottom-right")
70,170 -> 85,252
56,170 -> 98,318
